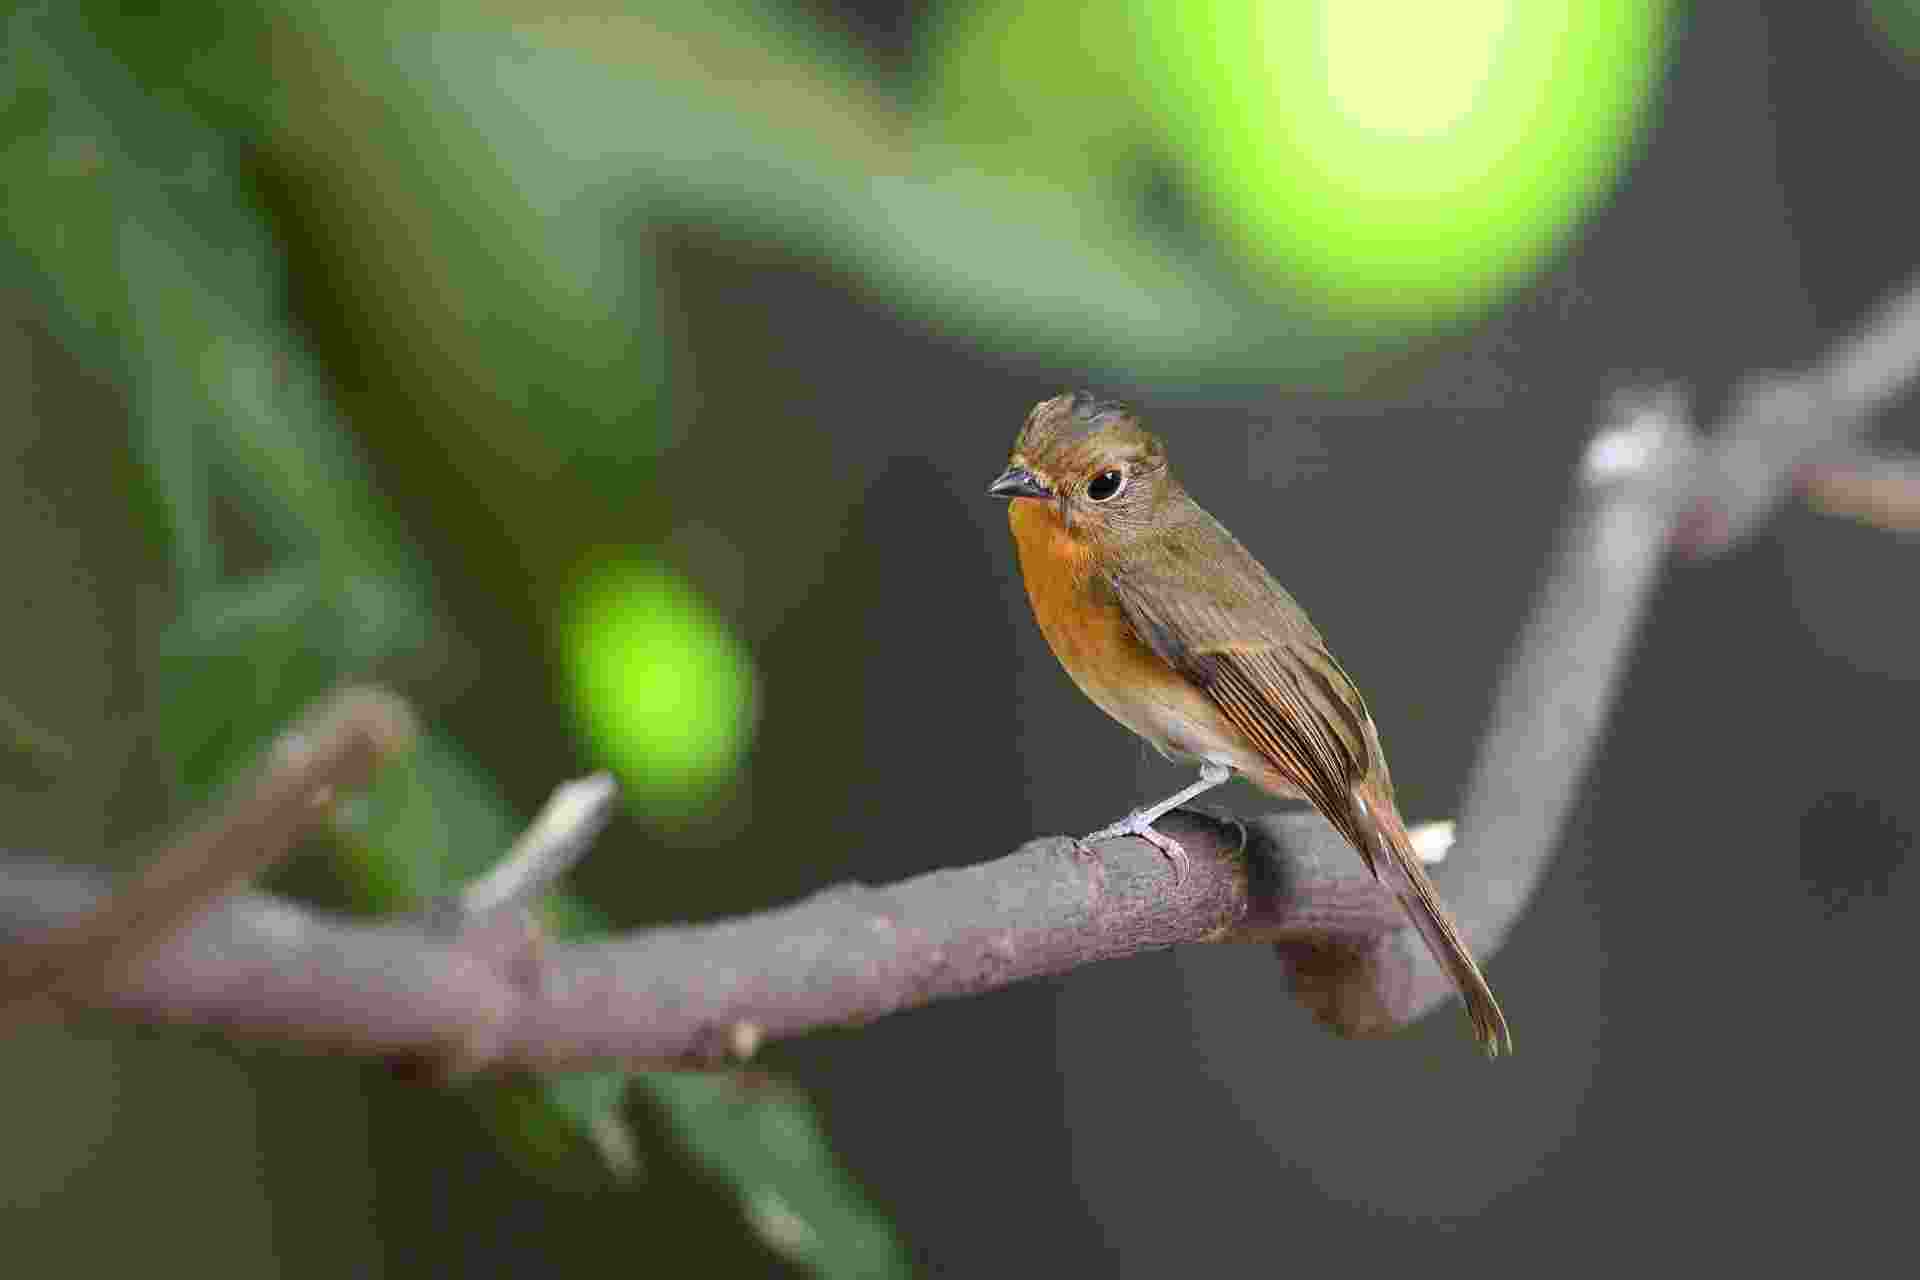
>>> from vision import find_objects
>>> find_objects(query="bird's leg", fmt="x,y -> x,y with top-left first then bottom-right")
1077,763 -> 1234,884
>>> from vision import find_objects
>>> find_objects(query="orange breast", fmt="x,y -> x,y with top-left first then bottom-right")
1009,501 -> 1128,663
1007,500 -> 1227,760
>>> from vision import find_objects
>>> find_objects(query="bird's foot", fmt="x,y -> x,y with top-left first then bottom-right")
1077,812 -> 1191,885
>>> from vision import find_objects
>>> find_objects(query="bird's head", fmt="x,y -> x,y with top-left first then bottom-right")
988,392 -> 1171,535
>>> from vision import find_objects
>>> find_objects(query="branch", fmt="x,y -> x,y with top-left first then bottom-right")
435,772 -> 619,929
1352,274 -> 1920,1028
1685,270 -> 1920,551
3,809 -> 1407,1069
1308,273 -> 1920,1027
0,687 -> 414,1020
0,384 -> 1743,1057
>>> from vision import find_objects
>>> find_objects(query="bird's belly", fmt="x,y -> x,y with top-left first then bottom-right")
1033,590 -> 1239,765
1075,659 -> 1217,761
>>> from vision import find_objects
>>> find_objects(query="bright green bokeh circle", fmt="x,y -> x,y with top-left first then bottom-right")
1135,0 -> 1670,323
563,559 -> 756,805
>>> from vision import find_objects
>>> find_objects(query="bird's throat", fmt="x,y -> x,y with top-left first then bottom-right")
1008,496 -> 1095,590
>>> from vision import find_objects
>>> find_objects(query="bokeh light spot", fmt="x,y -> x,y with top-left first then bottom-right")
1137,0 -> 1671,325
563,558 -> 757,809
1321,0 -> 1512,138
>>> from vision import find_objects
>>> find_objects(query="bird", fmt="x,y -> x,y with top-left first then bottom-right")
989,390 -> 1510,1055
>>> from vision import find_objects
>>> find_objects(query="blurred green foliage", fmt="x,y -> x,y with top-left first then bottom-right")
652,1074 -> 903,1274
920,1 -> 1157,198
4,0 -> 1675,1271
4,2 -> 898,1272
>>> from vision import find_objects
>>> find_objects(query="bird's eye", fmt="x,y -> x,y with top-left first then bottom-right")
1085,469 -> 1125,502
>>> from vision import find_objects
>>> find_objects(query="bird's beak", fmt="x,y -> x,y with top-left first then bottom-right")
987,466 -> 1051,500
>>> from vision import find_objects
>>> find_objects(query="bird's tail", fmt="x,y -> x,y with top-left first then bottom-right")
1356,787 -> 1512,1056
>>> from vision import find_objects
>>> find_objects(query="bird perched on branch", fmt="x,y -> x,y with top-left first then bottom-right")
989,392 -> 1510,1055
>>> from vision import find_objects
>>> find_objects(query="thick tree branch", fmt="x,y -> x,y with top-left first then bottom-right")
3,810 -> 1402,1068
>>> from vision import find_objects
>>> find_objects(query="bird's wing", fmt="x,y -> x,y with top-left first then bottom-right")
1101,523 -> 1378,845
1106,512 -> 1513,1053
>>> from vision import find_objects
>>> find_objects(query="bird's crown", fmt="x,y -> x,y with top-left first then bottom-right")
1012,391 -> 1164,477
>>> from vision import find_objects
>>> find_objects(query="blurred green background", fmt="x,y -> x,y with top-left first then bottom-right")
6,2 -> 1919,1275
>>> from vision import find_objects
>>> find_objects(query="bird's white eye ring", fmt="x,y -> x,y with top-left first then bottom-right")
1086,469 -> 1125,502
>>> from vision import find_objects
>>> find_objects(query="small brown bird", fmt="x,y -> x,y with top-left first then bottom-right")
990,392 -> 1510,1055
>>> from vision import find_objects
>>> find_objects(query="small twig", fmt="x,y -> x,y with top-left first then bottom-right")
1687,271 -> 1920,552
446,772 -> 620,928
419,771 -> 624,1054
1797,446 -> 1920,533
0,686 -> 413,1017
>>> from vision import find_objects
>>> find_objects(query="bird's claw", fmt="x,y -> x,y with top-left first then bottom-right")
1077,813 -> 1191,885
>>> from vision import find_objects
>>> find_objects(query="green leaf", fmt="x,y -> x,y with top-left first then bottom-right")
647,1073 -> 911,1277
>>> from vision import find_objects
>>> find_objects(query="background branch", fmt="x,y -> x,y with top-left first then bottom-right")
1687,270 -> 1920,550
1297,391 -> 1699,1032
1284,270 -> 1920,1026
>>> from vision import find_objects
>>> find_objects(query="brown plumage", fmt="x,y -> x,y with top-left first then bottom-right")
990,392 -> 1510,1055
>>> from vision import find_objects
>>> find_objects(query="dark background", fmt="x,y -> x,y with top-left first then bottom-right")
6,2 -> 1917,1274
